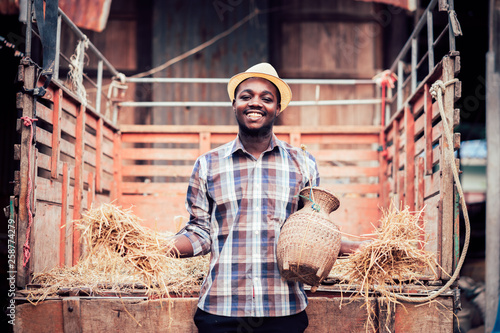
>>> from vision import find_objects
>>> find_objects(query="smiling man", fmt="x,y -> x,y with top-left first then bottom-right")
168,63 -> 323,332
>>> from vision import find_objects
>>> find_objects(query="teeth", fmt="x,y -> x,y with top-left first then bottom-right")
247,112 -> 262,119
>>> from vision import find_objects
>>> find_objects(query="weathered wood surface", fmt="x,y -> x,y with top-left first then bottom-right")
14,296 -> 454,333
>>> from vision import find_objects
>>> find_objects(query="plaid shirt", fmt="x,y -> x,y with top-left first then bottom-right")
180,134 -> 320,317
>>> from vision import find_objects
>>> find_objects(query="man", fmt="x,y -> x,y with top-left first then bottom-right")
169,63 -> 358,332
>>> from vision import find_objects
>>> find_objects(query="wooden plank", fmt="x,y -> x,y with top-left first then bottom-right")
121,148 -> 200,161
378,299 -> 395,333
199,132 -> 211,155
84,112 -> 97,131
379,131 -> 388,209
334,197 -> 381,236
60,163 -> 69,267
60,138 -> 76,159
319,166 -> 380,178
72,104 -> 86,265
425,84 -> 434,175
60,115 -> 76,138
122,165 -> 194,178
17,62 -> 35,287
15,300 -> 64,332
300,133 -> 379,145
62,97 -> 78,117
392,119 -> 400,200
51,88 -> 63,179
121,182 -> 189,195
87,172 -> 95,210
84,131 -> 97,149
394,297 -> 453,332
312,149 -> 379,162
121,133 -> 200,144
112,133 -> 122,202
36,177 -> 63,204
440,56 -> 456,277
102,137 -> 114,157
102,124 -> 115,141
35,126 -> 52,147
95,118 -> 103,193
33,201 -> 61,273
62,297 -> 82,333
405,106 -> 415,210
35,101 -> 53,124
417,157 -> 425,249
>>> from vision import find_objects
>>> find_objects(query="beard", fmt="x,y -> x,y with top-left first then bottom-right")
235,113 -> 276,138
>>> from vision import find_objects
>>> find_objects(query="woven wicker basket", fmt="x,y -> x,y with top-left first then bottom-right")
277,187 -> 341,291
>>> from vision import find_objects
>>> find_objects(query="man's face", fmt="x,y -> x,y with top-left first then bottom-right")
233,77 -> 281,136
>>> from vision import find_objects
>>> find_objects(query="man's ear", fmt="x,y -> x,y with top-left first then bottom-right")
232,99 -> 236,111
276,104 -> 281,116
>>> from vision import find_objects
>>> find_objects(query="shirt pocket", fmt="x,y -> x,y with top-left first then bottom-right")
266,184 -> 300,228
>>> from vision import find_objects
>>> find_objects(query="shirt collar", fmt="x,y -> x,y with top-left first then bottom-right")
224,133 -> 281,159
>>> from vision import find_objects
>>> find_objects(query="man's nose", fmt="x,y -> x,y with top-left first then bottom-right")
248,96 -> 262,107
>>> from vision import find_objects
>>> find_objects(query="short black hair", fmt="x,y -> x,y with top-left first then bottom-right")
234,78 -> 281,106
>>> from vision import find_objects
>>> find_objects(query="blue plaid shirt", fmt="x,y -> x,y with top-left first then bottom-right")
180,134 -> 320,317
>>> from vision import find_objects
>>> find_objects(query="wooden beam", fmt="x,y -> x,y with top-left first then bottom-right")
51,88 -> 62,179
17,61 -> 35,287
440,56 -> 456,278
60,163 -> 69,267
290,132 -> 301,148
405,106 -> 415,211
95,118 -> 103,193
424,83 -> 434,175
112,133 -> 122,202
72,104 -> 86,266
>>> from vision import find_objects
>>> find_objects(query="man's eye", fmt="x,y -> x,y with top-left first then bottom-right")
263,98 -> 272,102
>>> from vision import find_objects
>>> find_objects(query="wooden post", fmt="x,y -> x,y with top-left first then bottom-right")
440,56 -> 456,278
87,172 -> 95,210
404,106 -> 415,211
417,157 -> 426,250
51,88 -> 62,179
95,118 -> 103,193
392,119 -> 400,205
485,0 -> 500,327
17,61 -> 35,287
379,130 -> 388,209
72,104 -> 86,265
112,132 -> 122,202
60,163 -> 69,267
424,83 -> 434,175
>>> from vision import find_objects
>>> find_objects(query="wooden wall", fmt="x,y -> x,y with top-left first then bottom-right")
15,62 -> 118,287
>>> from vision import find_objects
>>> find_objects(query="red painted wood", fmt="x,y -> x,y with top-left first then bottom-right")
87,172 -> 95,210
51,88 -> 62,179
95,118 -> 103,193
60,163 -> 69,267
199,132 -> 211,155
112,133 -> 122,202
405,106 -> 415,211
72,104 -> 86,265
424,83 -> 433,175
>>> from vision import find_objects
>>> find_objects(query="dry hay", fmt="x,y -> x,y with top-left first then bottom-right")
27,204 -> 209,303
339,204 -> 442,331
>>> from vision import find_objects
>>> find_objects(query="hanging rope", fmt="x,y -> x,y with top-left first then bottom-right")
68,37 -> 90,106
379,78 -> 470,303
21,116 -> 38,267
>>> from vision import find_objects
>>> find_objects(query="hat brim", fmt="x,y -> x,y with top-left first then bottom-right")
227,72 -> 292,113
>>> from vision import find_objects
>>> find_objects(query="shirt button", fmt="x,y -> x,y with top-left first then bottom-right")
255,230 -> 259,235
255,206 -> 259,210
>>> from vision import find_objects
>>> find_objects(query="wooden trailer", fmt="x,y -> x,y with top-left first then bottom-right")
10,0 -> 464,332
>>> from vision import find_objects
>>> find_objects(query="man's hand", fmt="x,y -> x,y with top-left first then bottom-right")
168,234 -> 194,258
339,239 -> 371,256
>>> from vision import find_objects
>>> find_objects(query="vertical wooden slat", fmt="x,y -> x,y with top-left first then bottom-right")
199,132 -> 211,154
112,132 -> 122,202
379,131 -> 388,208
72,104 -> 86,265
95,118 -> 103,193
424,83 -> 433,175
453,158 -> 460,271
87,172 -> 95,210
404,106 -> 415,211
426,11 -> 435,71
417,157 -> 425,249
440,56 -> 456,277
60,163 -> 69,267
17,62 -> 35,287
392,119 -> 400,205
51,88 -> 62,179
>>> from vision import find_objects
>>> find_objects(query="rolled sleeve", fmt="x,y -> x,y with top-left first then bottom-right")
178,157 -> 212,256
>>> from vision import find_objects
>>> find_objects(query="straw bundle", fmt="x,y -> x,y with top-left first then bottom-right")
340,204 -> 440,331
28,204 -> 209,303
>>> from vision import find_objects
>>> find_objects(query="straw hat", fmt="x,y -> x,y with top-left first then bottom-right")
227,63 -> 292,112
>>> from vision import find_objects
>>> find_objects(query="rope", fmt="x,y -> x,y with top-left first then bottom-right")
68,37 -> 89,106
21,116 -> 38,267
379,78 -> 470,303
